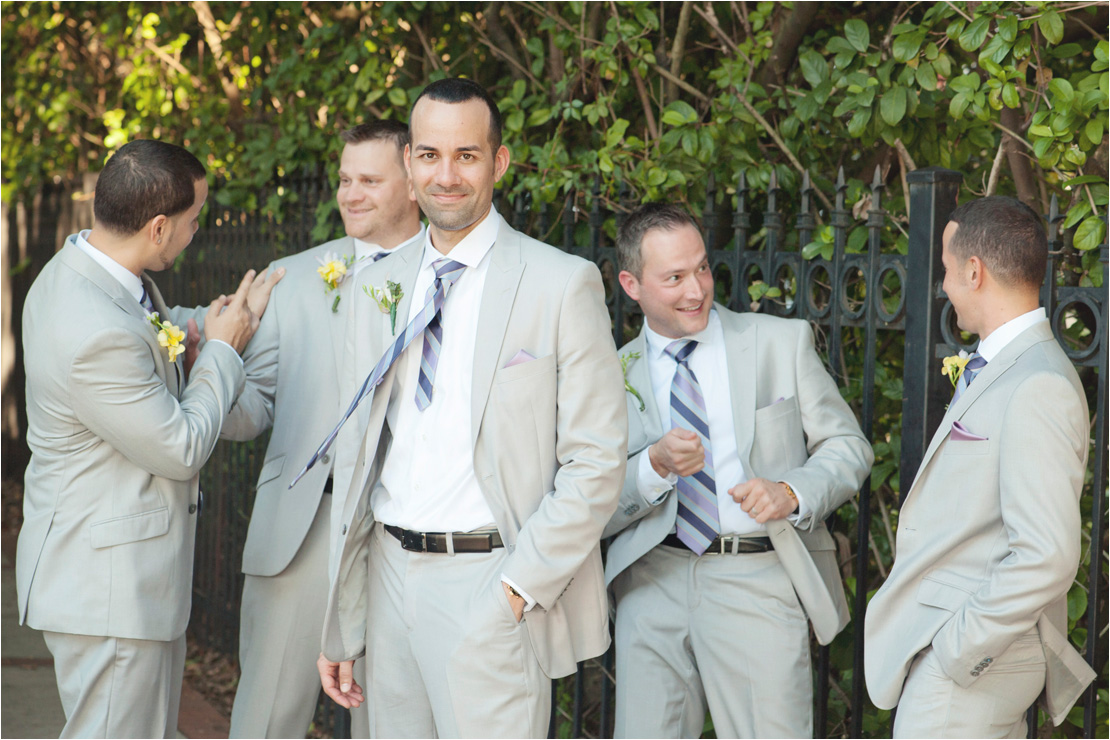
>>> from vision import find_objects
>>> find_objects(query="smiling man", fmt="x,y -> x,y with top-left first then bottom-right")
313,77 -> 627,738
603,203 -> 872,738
219,120 -> 422,738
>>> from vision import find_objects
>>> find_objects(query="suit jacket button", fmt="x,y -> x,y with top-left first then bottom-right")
341,524 -> 348,535
322,454 -> 331,465
188,503 -> 197,514
984,657 -> 992,663
971,670 -> 980,676
625,504 -> 640,515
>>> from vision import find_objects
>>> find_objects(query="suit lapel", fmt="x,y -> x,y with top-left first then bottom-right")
471,224 -> 525,445
326,236 -> 356,384
906,321 -> 1053,501
623,332 -> 663,441
60,240 -> 147,322
142,275 -> 182,396
718,306 -> 757,465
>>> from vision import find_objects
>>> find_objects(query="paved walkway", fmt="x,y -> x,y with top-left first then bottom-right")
1,532 -> 228,738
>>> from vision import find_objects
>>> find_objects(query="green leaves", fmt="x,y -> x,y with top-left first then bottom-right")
958,16 -> 990,51
1038,9 -> 1064,45
880,86 -> 907,125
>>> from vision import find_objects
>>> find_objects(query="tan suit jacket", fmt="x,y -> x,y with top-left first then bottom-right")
865,321 -> 1095,725
319,219 -> 628,678
16,239 -> 244,641
221,236 -> 356,576
603,306 -> 873,644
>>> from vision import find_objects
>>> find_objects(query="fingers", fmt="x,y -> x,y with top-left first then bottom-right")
229,269 -> 257,306
186,318 -> 200,345
338,660 -> 354,694
671,428 -> 699,441
317,655 -> 363,709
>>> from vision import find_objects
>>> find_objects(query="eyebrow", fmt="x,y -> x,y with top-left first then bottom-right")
413,144 -> 483,154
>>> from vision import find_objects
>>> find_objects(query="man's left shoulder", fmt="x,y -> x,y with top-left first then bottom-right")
717,305 -> 811,339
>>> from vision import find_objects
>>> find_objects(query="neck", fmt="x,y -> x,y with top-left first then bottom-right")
85,227 -> 148,277
975,294 -> 1040,340
375,215 -> 423,250
428,204 -> 492,255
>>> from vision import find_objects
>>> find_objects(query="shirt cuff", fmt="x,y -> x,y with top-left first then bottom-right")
208,339 -> 244,366
500,574 -> 536,613
638,448 -> 677,505
783,481 -> 810,524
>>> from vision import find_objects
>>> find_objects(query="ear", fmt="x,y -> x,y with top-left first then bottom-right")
493,144 -> 511,183
148,214 -> 169,245
618,270 -> 641,301
403,143 -> 412,176
967,255 -> 985,289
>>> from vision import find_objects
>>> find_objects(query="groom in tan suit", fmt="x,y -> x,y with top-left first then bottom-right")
16,139 -> 278,738
605,203 -> 873,738
312,78 -> 627,737
865,196 -> 1095,737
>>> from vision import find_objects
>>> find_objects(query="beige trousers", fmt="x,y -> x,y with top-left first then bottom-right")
612,544 -> 812,739
363,522 -> 550,738
43,630 -> 186,738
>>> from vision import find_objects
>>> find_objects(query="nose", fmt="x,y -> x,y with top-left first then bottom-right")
434,158 -> 462,188
684,275 -> 706,302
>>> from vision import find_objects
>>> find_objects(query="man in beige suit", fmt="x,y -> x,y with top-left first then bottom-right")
604,203 -> 873,738
865,196 -> 1095,737
222,120 -> 422,739
307,77 -> 627,738
16,139 -> 279,737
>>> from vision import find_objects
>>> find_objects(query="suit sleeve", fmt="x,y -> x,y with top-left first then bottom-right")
500,261 -> 628,608
780,321 -> 873,528
931,371 -> 1086,687
220,269 -> 281,441
68,326 -> 245,481
603,426 -> 673,539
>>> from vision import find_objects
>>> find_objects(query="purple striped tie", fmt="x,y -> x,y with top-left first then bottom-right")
952,352 -> 987,404
289,257 -> 466,488
415,259 -> 466,410
666,339 -> 720,555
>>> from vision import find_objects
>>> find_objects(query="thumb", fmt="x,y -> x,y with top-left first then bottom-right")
673,427 -> 699,440
186,318 -> 200,344
339,661 -> 354,693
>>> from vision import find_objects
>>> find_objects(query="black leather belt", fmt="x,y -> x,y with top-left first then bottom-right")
322,478 -> 333,494
662,534 -> 774,554
384,524 -> 504,553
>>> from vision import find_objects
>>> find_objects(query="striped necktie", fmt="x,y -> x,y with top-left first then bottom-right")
952,352 -> 987,404
371,252 -> 389,263
666,339 -> 720,555
415,259 -> 465,410
289,257 -> 466,488
139,286 -> 155,313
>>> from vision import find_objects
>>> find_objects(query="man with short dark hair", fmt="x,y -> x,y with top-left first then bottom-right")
16,139 -> 279,738
865,196 -> 1095,737
222,119 -> 423,738
605,202 -> 872,738
313,77 -> 627,737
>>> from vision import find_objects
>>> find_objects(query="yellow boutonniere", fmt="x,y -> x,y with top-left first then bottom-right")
941,350 -> 971,388
147,312 -> 186,363
363,280 -> 404,335
317,252 -> 365,313
620,351 -> 646,411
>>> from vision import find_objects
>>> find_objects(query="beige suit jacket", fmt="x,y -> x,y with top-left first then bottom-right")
16,239 -> 244,641
318,218 -> 628,678
864,321 -> 1095,725
603,306 -> 873,645
220,236 -> 358,576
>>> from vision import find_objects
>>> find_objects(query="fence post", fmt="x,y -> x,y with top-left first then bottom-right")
899,166 -> 962,502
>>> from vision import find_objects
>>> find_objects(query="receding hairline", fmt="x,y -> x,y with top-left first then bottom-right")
409,96 -> 499,152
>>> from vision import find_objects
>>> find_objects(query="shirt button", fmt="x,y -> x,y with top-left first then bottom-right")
188,504 -> 197,514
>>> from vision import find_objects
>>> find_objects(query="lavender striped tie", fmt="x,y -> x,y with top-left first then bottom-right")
666,339 -> 720,555
952,352 -> 987,404
289,257 -> 466,488
415,259 -> 466,410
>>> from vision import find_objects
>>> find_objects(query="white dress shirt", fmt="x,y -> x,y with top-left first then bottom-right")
636,310 -> 809,535
373,209 -> 498,532
976,307 -> 1047,362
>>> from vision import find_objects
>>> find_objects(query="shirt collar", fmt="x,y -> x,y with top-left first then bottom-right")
421,207 -> 500,272
354,223 -> 427,261
976,307 -> 1047,362
73,230 -> 145,304
644,308 -> 721,361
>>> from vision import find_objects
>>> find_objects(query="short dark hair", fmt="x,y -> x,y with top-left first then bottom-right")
410,77 -> 503,152
948,196 -> 1047,288
617,203 -> 700,278
93,140 -> 206,236
340,120 -> 409,165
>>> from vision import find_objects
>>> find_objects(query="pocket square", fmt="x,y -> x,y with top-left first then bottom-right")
950,420 -> 988,442
505,349 -> 536,368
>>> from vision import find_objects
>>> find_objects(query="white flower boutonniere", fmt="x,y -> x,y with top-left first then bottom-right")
317,252 -> 365,313
620,351 -> 646,411
941,349 -> 971,388
146,312 -> 186,363
364,280 -> 404,335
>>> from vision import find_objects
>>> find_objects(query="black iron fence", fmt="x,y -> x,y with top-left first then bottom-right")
3,164 -> 1105,738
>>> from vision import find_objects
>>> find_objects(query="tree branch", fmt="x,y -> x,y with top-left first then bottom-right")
665,2 -> 694,104
191,0 -> 244,129
483,2 -> 525,82
1000,105 -> 1038,208
756,2 -> 819,89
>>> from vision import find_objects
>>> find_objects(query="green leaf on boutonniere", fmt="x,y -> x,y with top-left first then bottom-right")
620,351 -> 645,411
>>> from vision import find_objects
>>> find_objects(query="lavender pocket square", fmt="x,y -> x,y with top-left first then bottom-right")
505,349 -> 536,368
950,421 -> 988,442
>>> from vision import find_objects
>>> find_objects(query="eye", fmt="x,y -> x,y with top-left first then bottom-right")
459,153 -> 474,161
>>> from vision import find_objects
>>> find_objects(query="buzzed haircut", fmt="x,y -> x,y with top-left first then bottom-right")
948,196 -> 1047,289
340,120 -> 409,166
93,140 -> 206,236
410,77 -> 503,152
617,202 -> 700,279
